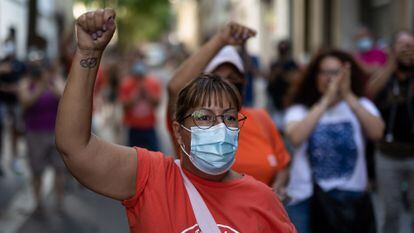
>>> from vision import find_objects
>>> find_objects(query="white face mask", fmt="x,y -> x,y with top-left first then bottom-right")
180,123 -> 239,175
356,37 -> 374,52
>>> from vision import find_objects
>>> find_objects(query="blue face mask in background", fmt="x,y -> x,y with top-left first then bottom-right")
180,123 -> 239,175
356,37 -> 374,52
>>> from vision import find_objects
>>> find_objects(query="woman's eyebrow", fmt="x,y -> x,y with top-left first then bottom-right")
200,106 -> 236,111
222,107 -> 237,112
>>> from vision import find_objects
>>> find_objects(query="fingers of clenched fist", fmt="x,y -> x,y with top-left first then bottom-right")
220,22 -> 256,45
229,22 -> 256,40
338,63 -> 352,96
76,8 -> 116,51
77,8 -> 115,35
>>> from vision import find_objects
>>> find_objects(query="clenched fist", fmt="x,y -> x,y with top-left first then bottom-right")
217,22 -> 256,46
76,8 -> 116,54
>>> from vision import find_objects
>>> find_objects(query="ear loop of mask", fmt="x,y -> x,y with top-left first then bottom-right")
180,124 -> 192,133
179,125 -> 193,162
180,143 -> 190,158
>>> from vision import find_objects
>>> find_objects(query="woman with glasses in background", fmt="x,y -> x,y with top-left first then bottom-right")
283,50 -> 384,233
55,9 -> 296,233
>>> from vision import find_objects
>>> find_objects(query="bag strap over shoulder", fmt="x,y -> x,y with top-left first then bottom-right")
174,160 -> 220,233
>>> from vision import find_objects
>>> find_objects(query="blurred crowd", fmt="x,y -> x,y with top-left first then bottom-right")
1,19 -> 414,233
0,26 -> 189,216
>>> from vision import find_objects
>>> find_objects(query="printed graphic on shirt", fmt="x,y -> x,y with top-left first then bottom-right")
267,154 -> 278,167
307,122 -> 357,180
181,224 -> 239,233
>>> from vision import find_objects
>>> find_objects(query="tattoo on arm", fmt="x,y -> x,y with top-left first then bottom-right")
80,57 -> 98,68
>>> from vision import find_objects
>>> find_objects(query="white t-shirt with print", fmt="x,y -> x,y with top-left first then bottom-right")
284,98 -> 380,204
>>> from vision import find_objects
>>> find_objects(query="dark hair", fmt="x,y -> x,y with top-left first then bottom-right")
175,73 -> 242,123
294,49 -> 367,107
390,30 -> 414,47
213,62 -> 246,96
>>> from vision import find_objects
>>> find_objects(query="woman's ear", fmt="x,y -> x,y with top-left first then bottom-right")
172,121 -> 184,145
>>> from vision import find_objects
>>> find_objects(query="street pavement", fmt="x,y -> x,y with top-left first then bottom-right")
0,170 -> 129,233
0,120 -> 129,233
0,157 -> 129,233
14,184 -> 129,233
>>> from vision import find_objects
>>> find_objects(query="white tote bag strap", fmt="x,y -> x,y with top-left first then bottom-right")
175,160 -> 220,233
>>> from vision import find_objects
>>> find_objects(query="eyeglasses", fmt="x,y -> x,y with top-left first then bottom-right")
318,69 -> 342,77
182,108 -> 247,131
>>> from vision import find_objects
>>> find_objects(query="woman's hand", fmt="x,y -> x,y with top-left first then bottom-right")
396,46 -> 414,69
76,8 -> 116,54
320,71 -> 341,107
216,22 -> 256,46
339,63 -> 352,99
271,168 -> 290,203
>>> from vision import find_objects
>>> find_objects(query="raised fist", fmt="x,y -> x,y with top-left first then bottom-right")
217,22 -> 256,46
75,8 -> 116,53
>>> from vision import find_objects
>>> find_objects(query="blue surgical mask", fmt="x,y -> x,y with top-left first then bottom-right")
356,37 -> 374,52
180,123 -> 239,175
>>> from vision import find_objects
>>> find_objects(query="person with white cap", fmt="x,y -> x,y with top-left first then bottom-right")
167,22 -> 292,200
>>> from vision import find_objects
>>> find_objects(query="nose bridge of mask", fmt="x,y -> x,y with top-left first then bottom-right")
182,123 -> 230,138
198,126 -> 238,157
181,123 -> 238,152
192,123 -> 226,143
191,123 -> 226,156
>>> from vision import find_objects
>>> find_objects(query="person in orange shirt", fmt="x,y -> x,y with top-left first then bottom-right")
55,9 -> 296,232
167,22 -> 291,198
118,61 -> 161,150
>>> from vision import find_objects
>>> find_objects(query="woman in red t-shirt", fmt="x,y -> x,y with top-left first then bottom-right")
55,9 -> 296,233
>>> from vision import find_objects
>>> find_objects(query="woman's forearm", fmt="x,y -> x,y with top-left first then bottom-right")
166,23 -> 256,119
50,76 -> 66,98
55,50 -> 102,156
167,35 -> 225,97
286,100 -> 328,147
20,91 -> 43,109
345,93 -> 385,141
366,62 -> 394,98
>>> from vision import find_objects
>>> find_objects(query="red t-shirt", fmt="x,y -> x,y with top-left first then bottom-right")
122,147 -> 296,233
118,76 -> 161,129
233,108 -> 291,185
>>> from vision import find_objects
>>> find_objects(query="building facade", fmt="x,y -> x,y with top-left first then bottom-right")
172,0 -> 414,67
292,0 -> 414,62
0,0 -> 73,60
0,0 -> 29,59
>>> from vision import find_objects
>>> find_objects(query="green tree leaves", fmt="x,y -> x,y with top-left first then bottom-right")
76,0 -> 171,48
